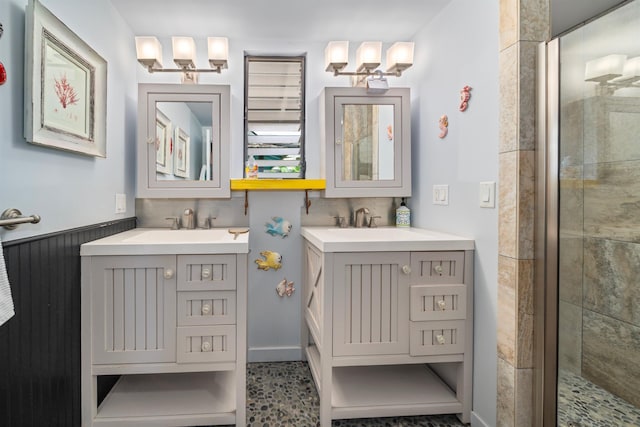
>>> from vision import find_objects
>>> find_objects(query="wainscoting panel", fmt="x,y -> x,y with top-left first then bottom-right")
0,218 -> 136,427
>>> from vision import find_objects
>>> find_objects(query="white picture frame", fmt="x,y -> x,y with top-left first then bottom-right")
155,109 -> 173,175
24,0 -> 107,157
174,126 -> 190,178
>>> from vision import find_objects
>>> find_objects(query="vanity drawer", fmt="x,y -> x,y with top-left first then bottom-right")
411,251 -> 465,284
410,284 -> 466,321
177,291 -> 236,326
409,320 -> 465,356
177,325 -> 236,363
177,254 -> 236,291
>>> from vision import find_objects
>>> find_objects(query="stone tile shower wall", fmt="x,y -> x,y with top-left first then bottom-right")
497,0 -> 549,426
558,96 -> 640,408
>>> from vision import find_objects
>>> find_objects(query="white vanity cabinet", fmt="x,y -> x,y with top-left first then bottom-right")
80,229 -> 248,427
301,227 -> 474,426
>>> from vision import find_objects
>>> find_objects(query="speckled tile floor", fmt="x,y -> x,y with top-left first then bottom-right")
557,369 -> 640,427
242,361 -> 467,427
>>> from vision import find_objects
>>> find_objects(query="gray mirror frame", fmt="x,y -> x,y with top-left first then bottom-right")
137,84 -> 231,198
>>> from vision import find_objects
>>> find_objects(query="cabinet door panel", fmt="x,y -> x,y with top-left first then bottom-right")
333,252 -> 410,356
177,325 -> 236,363
410,284 -> 467,321
177,291 -> 236,326
411,252 -> 465,284
178,254 -> 236,291
410,320 -> 465,356
91,256 -> 176,364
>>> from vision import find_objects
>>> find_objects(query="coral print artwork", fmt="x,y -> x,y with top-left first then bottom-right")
42,37 -> 90,140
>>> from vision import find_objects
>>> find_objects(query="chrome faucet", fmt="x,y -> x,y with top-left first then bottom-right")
182,208 -> 195,230
354,208 -> 370,228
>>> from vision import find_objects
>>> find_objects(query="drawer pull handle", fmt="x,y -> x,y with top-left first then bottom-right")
434,265 -> 443,275
437,300 -> 446,310
163,268 -> 174,279
202,304 -> 211,315
202,268 -> 211,279
202,341 -> 211,352
436,334 -> 446,345
402,265 -> 411,275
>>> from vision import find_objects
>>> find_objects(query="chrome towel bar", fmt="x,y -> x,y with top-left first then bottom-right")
1,208 -> 41,230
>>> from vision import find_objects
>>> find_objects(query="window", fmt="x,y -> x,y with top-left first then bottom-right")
244,56 -> 305,178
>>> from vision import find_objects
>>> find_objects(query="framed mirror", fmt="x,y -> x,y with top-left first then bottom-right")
322,87 -> 411,198
137,84 -> 230,198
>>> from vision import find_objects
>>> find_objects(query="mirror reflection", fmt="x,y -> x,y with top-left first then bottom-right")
342,104 -> 395,181
155,101 -> 213,181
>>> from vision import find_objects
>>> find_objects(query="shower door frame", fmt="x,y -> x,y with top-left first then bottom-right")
535,38 -> 560,427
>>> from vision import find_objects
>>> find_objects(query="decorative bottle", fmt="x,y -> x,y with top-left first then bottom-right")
245,155 -> 258,179
396,198 -> 410,228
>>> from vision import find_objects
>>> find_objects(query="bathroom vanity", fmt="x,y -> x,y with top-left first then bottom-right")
300,227 -> 474,426
80,228 -> 248,427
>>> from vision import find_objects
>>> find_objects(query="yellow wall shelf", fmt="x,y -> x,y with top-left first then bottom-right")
230,179 -> 326,214
230,179 -> 325,191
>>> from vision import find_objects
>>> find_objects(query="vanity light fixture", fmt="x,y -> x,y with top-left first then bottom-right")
135,36 -> 228,84
325,40 -> 414,88
584,54 -> 640,95
584,54 -> 626,82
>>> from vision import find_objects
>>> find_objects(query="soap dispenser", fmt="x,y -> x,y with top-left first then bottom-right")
245,155 -> 258,179
396,198 -> 410,228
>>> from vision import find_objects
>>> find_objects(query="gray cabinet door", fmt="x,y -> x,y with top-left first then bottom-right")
332,252 -> 410,356
90,255 -> 177,364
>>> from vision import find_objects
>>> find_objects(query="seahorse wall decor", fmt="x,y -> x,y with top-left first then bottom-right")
255,250 -> 282,271
459,85 -> 472,112
0,23 -> 6,86
438,114 -> 449,139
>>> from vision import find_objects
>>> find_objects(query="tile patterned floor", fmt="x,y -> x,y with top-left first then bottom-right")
242,362 -> 466,427
557,369 -> 640,427
225,362 -> 640,427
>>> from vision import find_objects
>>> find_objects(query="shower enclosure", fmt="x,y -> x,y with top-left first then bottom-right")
539,0 -> 640,425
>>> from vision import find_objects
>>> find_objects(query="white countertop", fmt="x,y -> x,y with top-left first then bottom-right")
80,228 -> 249,256
300,226 -> 474,252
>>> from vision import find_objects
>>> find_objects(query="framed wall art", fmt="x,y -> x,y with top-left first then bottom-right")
155,109 -> 172,175
174,126 -> 190,178
24,0 -> 107,157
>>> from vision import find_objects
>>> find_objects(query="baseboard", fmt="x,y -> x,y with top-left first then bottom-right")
471,411 -> 491,427
248,346 -> 303,362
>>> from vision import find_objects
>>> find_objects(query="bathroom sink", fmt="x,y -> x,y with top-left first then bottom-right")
123,229 -> 238,244
80,228 -> 249,256
300,227 -> 474,252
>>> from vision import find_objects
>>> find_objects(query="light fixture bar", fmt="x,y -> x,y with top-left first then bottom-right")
324,40 -> 415,82
143,65 -> 225,74
135,35 -> 229,81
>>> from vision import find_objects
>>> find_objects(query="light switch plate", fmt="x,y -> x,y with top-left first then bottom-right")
479,182 -> 495,208
115,193 -> 126,213
433,185 -> 449,205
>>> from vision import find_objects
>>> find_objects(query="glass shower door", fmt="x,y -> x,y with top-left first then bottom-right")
556,1 -> 640,425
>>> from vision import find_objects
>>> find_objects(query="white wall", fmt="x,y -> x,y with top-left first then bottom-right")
406,1 -> 499,426
0,0 -> 137,242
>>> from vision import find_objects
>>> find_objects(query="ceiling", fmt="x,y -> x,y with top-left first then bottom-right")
110,0 -> 631,47
108,0 -> 452,43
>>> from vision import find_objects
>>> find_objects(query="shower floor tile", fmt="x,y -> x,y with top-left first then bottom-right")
237,361 -> 467,426
558,369 -> 640,427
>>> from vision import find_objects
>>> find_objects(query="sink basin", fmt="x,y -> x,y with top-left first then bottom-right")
81,228 -> 249,256
123,229 -> 239,244
300,226 -> 474,252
